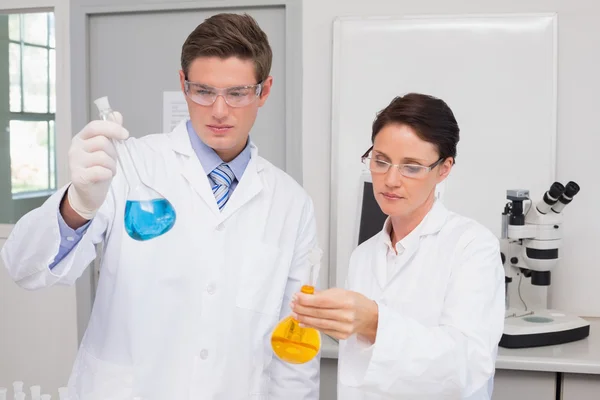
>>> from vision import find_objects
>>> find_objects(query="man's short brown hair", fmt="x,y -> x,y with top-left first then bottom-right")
181,13 -> 272,83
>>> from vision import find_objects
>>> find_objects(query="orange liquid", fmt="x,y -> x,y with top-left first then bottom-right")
271,285 -> 321,364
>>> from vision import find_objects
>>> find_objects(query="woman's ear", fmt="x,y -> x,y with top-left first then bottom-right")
437,157 -> 454,182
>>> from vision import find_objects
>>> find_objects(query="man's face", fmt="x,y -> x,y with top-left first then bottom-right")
179,56 -> 272,162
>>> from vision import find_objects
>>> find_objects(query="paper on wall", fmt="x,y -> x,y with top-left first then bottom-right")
162,91 -> 189,133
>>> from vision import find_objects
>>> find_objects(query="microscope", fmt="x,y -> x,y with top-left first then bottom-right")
499,181 -> 590,348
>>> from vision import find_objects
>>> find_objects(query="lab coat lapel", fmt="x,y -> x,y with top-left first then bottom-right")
180,155 -> 221,216
371,234 -> 389,291
168,122 -> 221,217
219,146 -> 263,220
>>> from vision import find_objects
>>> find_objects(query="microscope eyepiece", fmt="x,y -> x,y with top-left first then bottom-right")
548,182 -> 565,200
537,182 -> 565,214
551,181 -> 580,213
564,181 -> 580,198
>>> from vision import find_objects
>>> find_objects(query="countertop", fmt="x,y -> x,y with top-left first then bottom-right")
496,317 -> 600,374
320,318 -> 600,375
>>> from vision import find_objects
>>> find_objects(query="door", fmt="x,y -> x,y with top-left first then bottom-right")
562,373 -> 600,400
492,370 -> 557,400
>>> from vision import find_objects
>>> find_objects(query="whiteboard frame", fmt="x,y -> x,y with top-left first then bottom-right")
329,13 -> 558,288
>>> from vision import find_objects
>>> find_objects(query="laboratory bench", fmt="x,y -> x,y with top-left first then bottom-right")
318,318 -> 600,400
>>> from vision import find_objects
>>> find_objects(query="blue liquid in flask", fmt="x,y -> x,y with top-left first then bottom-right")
124,199 -> 176,241
93,96 -> 177,241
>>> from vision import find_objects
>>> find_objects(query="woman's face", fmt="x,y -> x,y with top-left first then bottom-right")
369,123 -> 453,219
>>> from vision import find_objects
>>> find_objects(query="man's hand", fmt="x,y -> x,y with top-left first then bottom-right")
66,112 -> 128,223
291,288 -> 379,343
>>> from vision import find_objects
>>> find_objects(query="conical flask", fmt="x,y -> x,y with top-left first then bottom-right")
271,248 -> 322,364
94,97 -> 176,241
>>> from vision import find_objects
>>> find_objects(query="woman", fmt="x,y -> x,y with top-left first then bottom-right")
292,93 -> 504,399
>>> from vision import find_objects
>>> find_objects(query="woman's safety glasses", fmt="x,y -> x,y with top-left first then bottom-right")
361,146 -> 444,179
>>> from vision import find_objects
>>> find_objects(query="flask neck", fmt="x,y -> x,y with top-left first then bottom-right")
300,285 -> 314,295
99,110 -> 143,189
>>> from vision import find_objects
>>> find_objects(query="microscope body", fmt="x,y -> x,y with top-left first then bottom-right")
499,182 -> 589,348
502,188 -> 564,289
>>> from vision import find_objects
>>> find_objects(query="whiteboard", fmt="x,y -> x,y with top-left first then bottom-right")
329,14 -> 557,287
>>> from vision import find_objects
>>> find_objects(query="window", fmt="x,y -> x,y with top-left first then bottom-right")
7,12 -> 56,197
0,10 -> 57,225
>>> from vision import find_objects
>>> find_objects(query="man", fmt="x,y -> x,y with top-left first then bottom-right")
1,13 -> 320,399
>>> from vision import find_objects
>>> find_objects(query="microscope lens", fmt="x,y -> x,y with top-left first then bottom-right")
548,182 -> 565,200
542,182 -> 564,208
564,181 -> 580,198
551,181 -> 581,213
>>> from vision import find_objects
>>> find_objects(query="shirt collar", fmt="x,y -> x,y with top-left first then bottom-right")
186,120 -> 251,181
378,199 -> 449,253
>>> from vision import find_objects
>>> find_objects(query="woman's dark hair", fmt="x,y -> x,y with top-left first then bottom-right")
369,93 -> 459,163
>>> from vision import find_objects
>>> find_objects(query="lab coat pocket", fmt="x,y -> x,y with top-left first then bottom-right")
69,347 -> 134,400
235,241 -> 283,316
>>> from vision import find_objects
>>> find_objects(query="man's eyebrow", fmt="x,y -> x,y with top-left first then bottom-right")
191,83 -> 252,90
228,85 -> 252,90
189,82 -> 212,88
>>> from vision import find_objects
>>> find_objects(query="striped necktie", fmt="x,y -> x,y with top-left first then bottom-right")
209,163 -> 235,211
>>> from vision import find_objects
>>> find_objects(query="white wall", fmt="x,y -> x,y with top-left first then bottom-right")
302,0 -> 600,317
0,0 -> 77,392
0,250 -> 78,390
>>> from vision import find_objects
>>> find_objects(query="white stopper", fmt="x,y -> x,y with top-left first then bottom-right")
30,385 -> 41,399
93,96 -> 111,113
58,387 -> 68,400
12,382 -> 23,394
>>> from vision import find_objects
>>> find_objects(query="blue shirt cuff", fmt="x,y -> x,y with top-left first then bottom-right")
49,210 -> 92,269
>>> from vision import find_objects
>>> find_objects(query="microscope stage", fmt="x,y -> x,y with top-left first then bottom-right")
500,309 -> 590,348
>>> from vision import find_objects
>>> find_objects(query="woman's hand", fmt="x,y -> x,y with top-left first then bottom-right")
291,288 -> 379,343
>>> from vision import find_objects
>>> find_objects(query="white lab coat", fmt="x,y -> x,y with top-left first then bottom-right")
338,200 -> 504,400
1,121 -> 320,400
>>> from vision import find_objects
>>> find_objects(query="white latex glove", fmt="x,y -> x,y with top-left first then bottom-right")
67,111 -> 129,219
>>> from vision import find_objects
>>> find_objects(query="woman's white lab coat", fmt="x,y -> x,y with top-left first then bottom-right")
338,200 -> 504,400
1,121 -> 320,400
